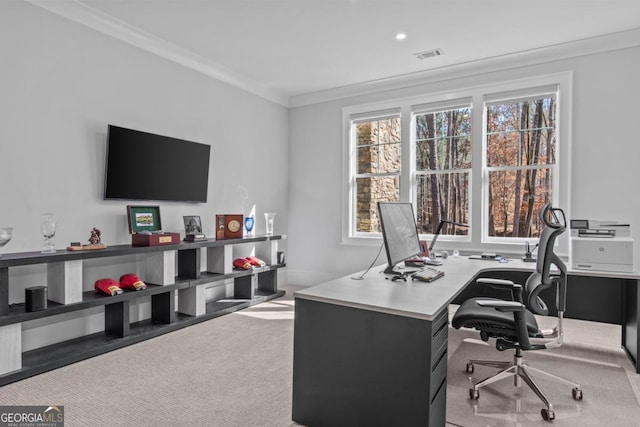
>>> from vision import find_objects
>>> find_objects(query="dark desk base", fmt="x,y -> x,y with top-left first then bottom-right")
292,298 -> 448,426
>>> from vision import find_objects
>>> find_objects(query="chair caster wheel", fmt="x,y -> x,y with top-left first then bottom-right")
572,387 -> 583,400
466,363 -> 474,374
541,408 -> 555,421
469,389 -> 479,400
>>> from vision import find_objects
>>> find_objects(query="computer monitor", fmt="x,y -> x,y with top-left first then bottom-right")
378,202 -> 423,275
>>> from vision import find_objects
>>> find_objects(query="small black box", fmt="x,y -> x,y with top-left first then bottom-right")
26,286 -> 47,312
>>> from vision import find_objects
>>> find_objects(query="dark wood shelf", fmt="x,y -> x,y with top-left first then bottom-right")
0,234 -> 286,387
0,290 -> 285,386
0,281 -> 191,327
0,234 -> 284,268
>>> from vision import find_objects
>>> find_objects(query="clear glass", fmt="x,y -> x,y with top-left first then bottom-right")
0,227 -> 12,257
264,213 -> 276,235
244,216 -> 255,236
41,213 -> 57,253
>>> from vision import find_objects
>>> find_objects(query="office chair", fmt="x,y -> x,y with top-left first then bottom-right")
451,204 -> 583,421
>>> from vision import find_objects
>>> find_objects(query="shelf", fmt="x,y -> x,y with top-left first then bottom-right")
0,233 -> 285,386
0,281 -> 191,327
186,263 -> 287,286
0,234 -> 285,268
0,290 -> 285,386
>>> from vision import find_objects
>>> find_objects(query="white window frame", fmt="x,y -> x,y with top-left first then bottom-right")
411,99 -> 473,245
482,87 -> 561,244
342,72 -> 572,256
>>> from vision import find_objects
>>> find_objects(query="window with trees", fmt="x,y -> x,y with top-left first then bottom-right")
344,74 -> 568,249
485,93 -> 557,238
414,106 -> 472,237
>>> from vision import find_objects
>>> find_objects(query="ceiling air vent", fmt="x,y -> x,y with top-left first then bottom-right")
414,48 -> 443,60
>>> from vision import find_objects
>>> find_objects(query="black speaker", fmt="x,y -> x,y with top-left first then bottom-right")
26,286 -> 47,312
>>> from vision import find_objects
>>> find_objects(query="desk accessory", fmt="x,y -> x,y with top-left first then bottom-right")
522,241 -> 538,262
411,267 -> 445,282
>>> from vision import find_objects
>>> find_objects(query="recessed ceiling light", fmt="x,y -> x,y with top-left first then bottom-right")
395,33 -> 407,41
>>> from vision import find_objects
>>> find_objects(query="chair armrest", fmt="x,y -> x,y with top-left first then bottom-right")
476,299 -> 525,312
477,278 -> 516,287
476,278 -> 523,303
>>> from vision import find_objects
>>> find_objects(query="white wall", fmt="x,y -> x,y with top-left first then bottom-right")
0,2 -> 288,348
288,45 -> 640,286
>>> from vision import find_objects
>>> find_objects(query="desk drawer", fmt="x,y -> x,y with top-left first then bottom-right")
429,376 -> 447,426
431,309 -> 449,366
430,344 -> 447,399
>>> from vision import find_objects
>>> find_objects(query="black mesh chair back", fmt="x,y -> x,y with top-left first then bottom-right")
525,205 -> 567,316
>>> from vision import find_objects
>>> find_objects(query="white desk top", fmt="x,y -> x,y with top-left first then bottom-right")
295,257 -> 538,321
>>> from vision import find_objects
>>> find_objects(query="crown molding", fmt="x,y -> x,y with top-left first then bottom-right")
26,0 -> 290,107
289,27 -> 640,108
24,1 -> 640,110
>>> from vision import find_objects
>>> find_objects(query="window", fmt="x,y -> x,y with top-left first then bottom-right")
351,113 -> 401,233
414,106 -> 472,236
485,93 -> 557,238
343,73 -> 570,251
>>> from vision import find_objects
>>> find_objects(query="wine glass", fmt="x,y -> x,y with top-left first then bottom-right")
0,227 -> 12,258
264,213 -> 276,235
244,216 -> 255,237
41,213 -> 56,254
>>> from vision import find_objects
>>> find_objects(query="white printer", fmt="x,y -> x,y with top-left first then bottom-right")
570,219 -> 635,273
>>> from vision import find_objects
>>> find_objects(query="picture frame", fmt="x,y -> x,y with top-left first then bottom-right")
183,215 -> 203,234
127,205 -> 162,234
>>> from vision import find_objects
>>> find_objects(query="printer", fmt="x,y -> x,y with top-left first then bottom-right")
570,219 -> 635,273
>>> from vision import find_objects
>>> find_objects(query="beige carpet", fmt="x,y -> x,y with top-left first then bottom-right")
2,288 -> 640,426
0,296 -> 298,427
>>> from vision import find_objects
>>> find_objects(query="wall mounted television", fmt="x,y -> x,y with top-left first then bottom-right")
104,125 -> 211,203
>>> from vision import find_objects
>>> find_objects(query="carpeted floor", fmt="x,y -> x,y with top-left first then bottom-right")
446,330 -> 640,426
2,285 -> 640,426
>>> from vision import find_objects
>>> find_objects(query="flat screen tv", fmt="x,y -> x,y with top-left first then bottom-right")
104,125 -> 211,203
378,202 -> 422,274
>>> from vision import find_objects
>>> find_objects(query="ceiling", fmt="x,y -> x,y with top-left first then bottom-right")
28,0 -> 640,106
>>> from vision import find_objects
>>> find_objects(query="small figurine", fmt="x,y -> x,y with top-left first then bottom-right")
89,228 -> 102,245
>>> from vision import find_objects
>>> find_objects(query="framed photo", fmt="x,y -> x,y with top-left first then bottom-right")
127,205 -> 162,234
183,215 -> 203,234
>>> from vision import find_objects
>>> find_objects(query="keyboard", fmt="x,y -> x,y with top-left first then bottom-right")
411,267 -> 445,282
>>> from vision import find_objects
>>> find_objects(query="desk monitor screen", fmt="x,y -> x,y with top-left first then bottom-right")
378,202 -> 422,274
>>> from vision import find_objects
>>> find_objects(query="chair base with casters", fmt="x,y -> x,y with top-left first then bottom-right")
452,205 -> 584,421
465,345 -> 583,421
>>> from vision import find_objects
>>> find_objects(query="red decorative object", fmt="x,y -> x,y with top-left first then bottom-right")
246,256 -> 266,267
233,257 -> 253,270
95,278 -> 123,296
119,273 -> 147,291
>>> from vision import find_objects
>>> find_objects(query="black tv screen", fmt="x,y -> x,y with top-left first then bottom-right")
104,125 -> 211,203
378,202 -> 422,274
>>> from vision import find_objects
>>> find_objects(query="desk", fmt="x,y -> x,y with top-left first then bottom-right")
291,257 -> 640,426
